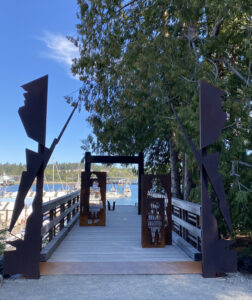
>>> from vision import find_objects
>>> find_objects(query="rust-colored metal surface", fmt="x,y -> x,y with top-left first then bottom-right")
80,171 -> 106,226
19,76 -> 48,145
170,79 -> 237,277
4,76 -> 48,279
40,261 -> 202,275
4,75 -> 79,279
200,81 -> 236,277
200,80 -> 226,149
142,197 -> 165,247
141,174 -> 172,248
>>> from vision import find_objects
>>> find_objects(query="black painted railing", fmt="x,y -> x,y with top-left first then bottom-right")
40,190 -> 80,261
172,197 -> 202,261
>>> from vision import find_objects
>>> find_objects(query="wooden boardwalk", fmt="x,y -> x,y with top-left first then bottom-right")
41,206 -> 202,275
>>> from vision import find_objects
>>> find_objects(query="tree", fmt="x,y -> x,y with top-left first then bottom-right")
70,0 -> 252,233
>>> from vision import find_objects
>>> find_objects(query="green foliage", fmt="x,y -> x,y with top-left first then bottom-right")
230,188 -> 252,234
0,162 -> 82,183
70,0 -> 252,235
0,162 -> 136,182
0,229 -> 7,255
91,164 -> 137,179
188,185 -> 201,204
0,163 -> 25,176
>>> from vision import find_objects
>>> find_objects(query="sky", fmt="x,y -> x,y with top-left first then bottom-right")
0,0 -> 91,164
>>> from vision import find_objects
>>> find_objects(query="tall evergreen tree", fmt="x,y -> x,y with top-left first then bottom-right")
70,0 -> 251,233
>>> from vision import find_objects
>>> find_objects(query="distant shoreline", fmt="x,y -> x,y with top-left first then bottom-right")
8,181 -> 78,186
7,179 -> 138,186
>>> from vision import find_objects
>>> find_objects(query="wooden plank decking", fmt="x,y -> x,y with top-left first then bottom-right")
40,206 -> 202,275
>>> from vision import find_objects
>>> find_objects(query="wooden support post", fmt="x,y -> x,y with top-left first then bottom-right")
84,151 -> 144,215
138,152 -> 144,215
85,152 -> 91,172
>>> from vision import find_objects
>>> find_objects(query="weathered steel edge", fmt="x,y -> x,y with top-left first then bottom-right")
172,232 -> 202,261
40,212 -> 80,262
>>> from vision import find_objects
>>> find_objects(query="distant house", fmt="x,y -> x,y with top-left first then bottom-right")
0,173 -> 15,186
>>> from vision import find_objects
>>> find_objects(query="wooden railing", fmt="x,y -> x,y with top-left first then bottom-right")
150,192 -> 202,260
39,190 -> 201,262
40,190 -> 80,261
172,197 -> 202,261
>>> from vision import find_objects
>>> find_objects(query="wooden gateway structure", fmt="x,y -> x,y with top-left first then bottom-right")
84,152 -> 144,214
3,77 -> 237,279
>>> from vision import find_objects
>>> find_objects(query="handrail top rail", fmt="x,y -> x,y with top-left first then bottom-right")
146,193 -> 201,216
41,202 -> 79,235
42,190 -> 80,213
172,197 -> 201,216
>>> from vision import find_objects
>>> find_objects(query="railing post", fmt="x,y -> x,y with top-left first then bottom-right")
49,209 -> 54,241
53,208 -> 57,237
179,207 -> 182,237
78,195 -> 80,212
67,199 -> 71,223
72,197 -> 76,216
41,191 -> 80,252
182,209 -> 188,241
196,215 -> 201,250
171,197 -> 202,254
60,203 -> 65,230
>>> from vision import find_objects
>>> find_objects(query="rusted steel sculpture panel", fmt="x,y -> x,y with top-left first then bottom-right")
80,171 -> 106,226
141,174 -> 172,248
171,79 -> 236,277
4,75 -> 78,278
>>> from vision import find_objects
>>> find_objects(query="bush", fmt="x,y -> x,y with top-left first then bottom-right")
0,229 -> 7,255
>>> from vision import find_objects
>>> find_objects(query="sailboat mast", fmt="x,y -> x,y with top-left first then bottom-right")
52,159 -> 55,192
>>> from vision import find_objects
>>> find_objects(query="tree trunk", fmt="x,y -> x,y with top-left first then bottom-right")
183,153 -> 193,200
169,138 -> 182,199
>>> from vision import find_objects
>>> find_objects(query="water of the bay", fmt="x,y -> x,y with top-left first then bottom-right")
0,183 -> 138,206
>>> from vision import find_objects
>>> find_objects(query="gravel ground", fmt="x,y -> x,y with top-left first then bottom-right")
0,273 -> 252,300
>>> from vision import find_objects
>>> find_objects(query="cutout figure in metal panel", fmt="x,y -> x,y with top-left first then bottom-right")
170,79 -> 236,277
4,75 -> 79,278
80,171 -> 106,226
141,174 -> 172,247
